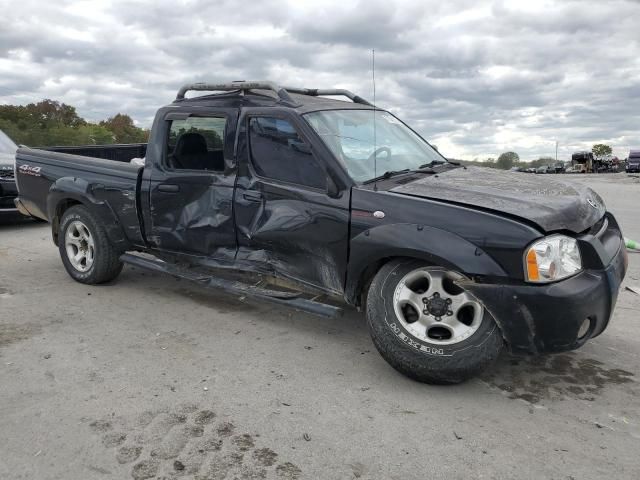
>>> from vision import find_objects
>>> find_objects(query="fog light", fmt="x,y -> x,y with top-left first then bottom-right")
578,318 -> 591,339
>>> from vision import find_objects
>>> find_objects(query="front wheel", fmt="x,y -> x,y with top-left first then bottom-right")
366,259 -> 503,384
58,205 -> 123,284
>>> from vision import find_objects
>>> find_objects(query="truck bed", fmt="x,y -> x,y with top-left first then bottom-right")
41,143 -> 147,163
15,146 -> 145,247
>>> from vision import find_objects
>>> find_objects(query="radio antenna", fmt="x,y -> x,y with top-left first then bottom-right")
372,48 -> 378,191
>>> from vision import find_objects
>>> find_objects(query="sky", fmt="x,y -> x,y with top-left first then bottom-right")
0,0 -> 638,161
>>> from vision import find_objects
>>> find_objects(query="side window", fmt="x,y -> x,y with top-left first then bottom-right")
166,116 -> 226,171
248,117 -> 327,190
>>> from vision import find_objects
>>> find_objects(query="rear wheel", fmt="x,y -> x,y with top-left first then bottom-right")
58,205 -> 123,284
366,259 -> 503,384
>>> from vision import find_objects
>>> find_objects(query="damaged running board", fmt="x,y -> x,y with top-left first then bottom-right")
120,253 -> 343,318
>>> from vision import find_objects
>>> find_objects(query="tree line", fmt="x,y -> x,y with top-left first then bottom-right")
0,99 -> 149,146
456,143 -> 614,170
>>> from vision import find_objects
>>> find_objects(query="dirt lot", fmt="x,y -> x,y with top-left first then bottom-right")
1,174 -> 639,480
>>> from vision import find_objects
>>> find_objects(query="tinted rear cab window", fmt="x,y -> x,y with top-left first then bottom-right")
167,117 -> 226,171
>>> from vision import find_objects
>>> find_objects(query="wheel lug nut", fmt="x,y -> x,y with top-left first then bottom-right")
423,309 -> 429,315
446,298 -> 452,304
447,310 -> 453,316
435,316 -> 441,322
422,298 -> 428,304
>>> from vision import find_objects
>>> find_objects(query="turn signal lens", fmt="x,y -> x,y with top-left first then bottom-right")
526,248 -> 539,281
524,235 -> 582,283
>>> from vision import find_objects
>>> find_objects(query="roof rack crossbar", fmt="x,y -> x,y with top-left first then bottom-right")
283,87 -> 373,106
176,81 -> 297,105
175,81 -> 373,107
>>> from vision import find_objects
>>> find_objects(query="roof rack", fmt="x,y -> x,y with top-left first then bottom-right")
282,86 -> 373,106
175,81 -> 373,107
176,81 -> 296,104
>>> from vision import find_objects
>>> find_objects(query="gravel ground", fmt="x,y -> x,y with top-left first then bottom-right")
1,173 -> 639,480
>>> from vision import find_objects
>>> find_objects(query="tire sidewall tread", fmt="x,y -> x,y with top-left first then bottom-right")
366,259 -> 503,384
58,205 -> 123,285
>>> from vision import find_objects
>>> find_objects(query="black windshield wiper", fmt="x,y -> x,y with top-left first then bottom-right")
418,160 -> 447,168
362,169 -> 411,184
362,167 -> 438,184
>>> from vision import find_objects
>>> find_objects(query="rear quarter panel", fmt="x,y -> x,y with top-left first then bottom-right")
15,147 -> 144,248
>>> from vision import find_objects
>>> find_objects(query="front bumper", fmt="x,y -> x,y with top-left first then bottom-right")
465,213 -> 628,354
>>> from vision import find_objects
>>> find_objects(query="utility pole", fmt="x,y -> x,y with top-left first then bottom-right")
555,141 -> 558,162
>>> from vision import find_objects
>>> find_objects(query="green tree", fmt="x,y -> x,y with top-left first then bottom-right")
0,100 -> 149,147
0,99 -> 87,145
0,119 -> 22,144
496,151 -> 520,170
28,99 -> 85,128
592,144 -> 612,157
99,114 -> 148,143
528,156 -> 555,168
0,100 -> 84,129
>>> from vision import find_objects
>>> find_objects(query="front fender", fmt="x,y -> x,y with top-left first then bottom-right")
47,177 -> 130,249
345,223 -> 507,304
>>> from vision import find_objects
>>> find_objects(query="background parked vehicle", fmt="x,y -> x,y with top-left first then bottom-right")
568,162 -> 587,174
572,151 -> 594,173
0,129 -> 19,219
626,150 -> 640,173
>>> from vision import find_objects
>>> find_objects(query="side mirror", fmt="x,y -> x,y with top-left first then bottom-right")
327,175 -> 340,198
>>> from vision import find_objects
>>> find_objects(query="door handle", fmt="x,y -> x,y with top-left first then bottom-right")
242,191 -> 263,203
158,184 -> 180,193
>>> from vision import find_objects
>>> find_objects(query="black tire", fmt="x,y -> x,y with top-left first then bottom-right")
366,259 -> 503,384
58,205 -> 123,284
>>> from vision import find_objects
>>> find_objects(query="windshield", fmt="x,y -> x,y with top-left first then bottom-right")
304,109 -> 446,182
0,130 -> 17,155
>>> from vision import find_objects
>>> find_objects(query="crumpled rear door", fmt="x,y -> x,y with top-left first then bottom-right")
147,108 -> 238,259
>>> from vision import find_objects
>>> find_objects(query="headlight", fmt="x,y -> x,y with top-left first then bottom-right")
524,234 -> 582,283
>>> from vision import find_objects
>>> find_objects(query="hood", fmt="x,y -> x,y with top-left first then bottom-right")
390,166 -> 605,233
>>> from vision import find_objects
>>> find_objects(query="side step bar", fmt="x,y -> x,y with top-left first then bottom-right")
120,253 -> 343,318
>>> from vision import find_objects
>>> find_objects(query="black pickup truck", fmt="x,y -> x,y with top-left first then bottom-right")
14,81 -> 627,384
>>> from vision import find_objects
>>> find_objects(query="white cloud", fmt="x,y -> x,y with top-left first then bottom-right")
0,0 -> 638,160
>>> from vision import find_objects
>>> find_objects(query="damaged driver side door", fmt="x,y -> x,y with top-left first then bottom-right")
234,110 -> 350,295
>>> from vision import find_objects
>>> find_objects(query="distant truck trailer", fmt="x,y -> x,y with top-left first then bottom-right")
627,150 -> 640,173
571,151 -> 593,173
